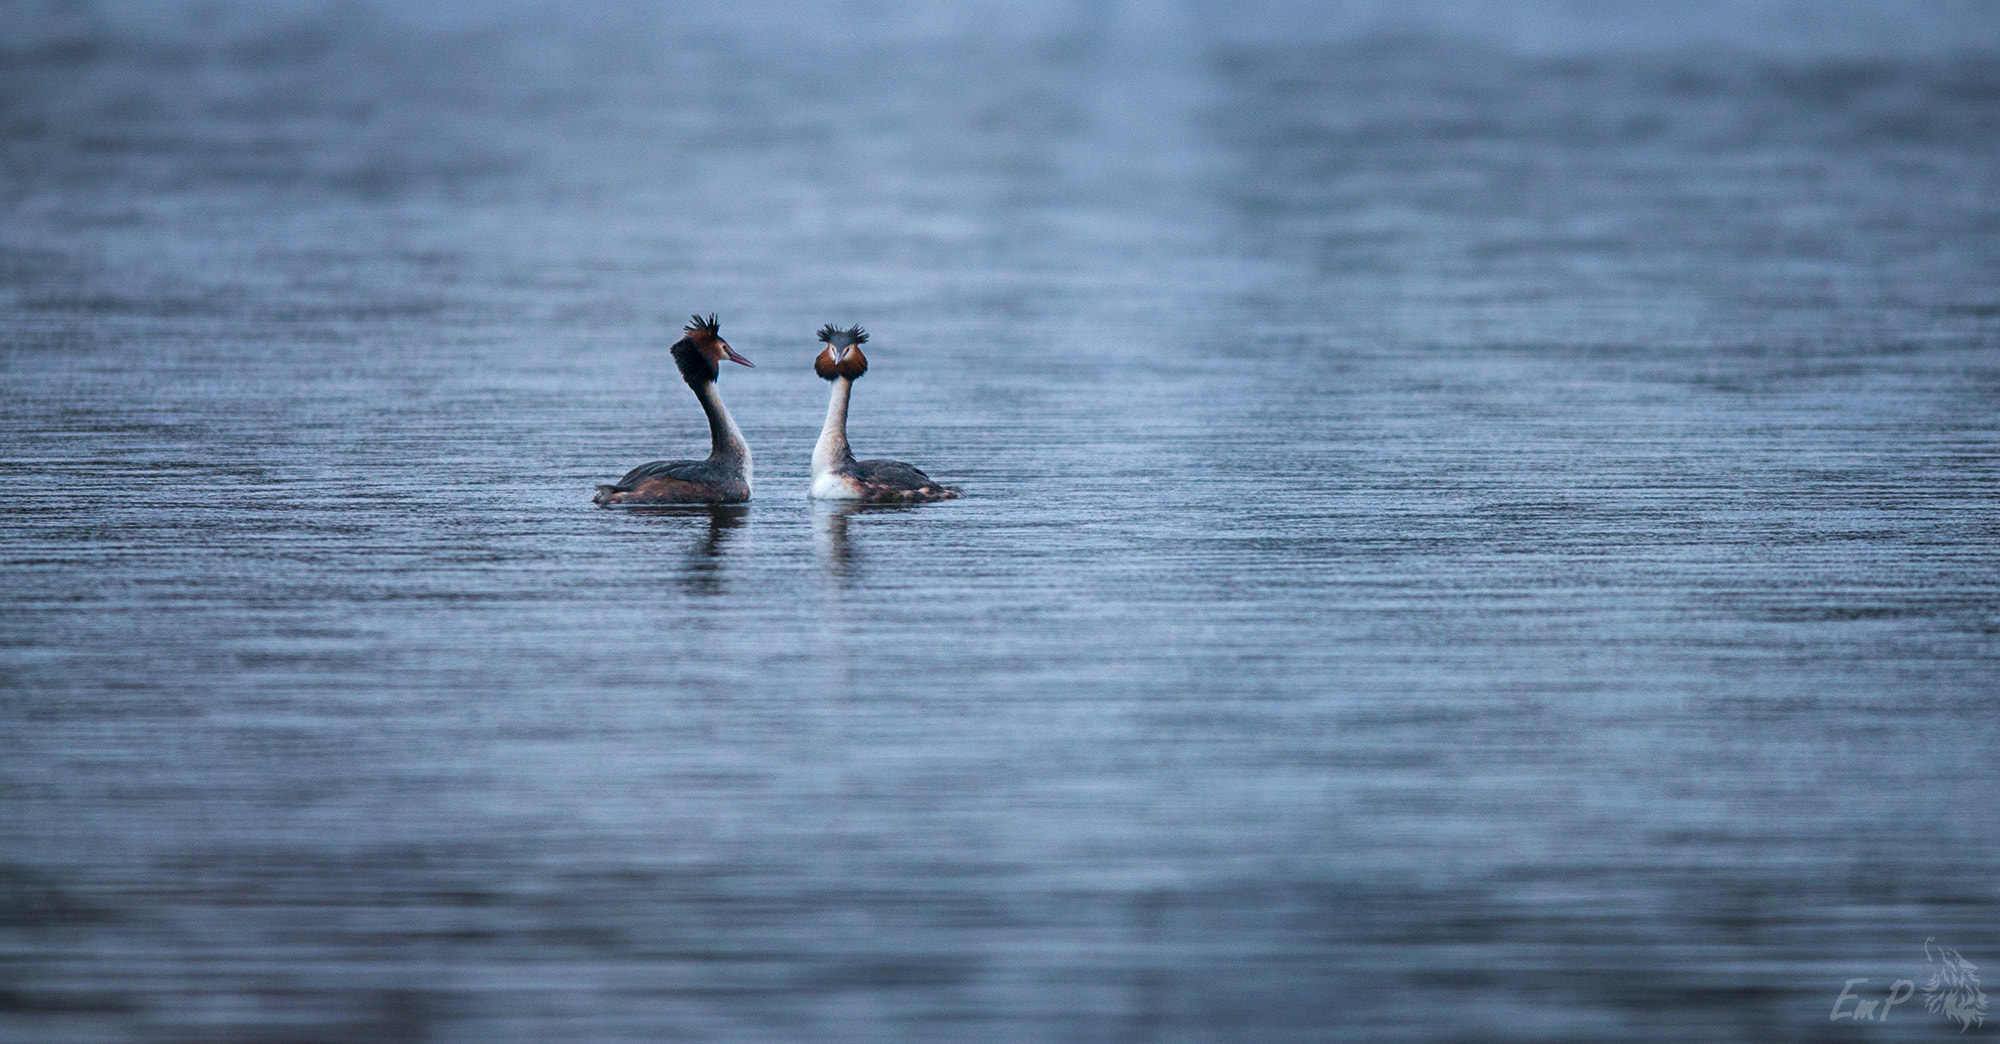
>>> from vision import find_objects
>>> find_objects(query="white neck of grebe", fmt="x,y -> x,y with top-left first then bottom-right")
695,378 -> 751,480
813,377 -> 857,477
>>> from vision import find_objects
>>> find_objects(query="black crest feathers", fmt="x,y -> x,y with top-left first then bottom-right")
816,324 -> 868,347
672,315 -> 722,385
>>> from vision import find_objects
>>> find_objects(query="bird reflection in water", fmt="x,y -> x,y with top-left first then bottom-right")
624,504 -> 747,594
812,501 -> 918,584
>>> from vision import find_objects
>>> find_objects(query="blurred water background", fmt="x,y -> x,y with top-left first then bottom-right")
2,1 -> 1998,1040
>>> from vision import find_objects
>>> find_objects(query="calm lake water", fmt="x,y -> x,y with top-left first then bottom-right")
3,1 -> 1998,1041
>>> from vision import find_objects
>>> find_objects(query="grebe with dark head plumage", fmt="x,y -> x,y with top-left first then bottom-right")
594,314 -> 755,506
809,324 -> 959,503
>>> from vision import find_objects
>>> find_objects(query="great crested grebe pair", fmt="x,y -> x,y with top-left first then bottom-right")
593,315 -> 958,506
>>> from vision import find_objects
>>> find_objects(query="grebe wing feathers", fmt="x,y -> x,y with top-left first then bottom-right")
850,459 -> 936,487
609,458 -> 712,489
595,457 -> 743,504
849,459 -> 960,501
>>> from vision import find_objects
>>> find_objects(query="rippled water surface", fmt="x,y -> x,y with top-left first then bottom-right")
4,2 -> 1998,1041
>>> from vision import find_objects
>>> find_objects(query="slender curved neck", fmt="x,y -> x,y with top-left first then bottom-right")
813,377 -> 855,475
692,379 -> 749,469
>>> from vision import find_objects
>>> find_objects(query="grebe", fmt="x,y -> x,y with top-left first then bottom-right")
809,324 -> 959,503
594,314 -> 754,506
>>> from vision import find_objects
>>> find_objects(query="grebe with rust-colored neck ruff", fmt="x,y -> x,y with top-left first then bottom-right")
594,314 -> 754,505
809,324 -> 959,503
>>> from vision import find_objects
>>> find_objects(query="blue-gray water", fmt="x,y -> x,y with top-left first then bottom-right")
3,2 -> 1998,1041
